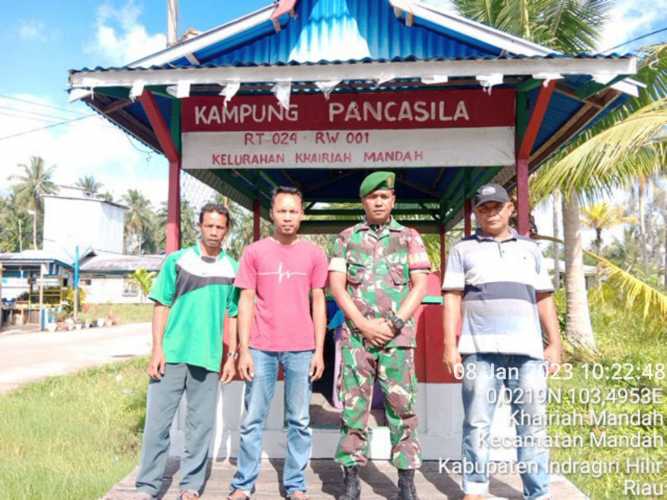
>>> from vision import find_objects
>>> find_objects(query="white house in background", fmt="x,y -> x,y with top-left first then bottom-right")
79,252 -> 163,304
42,189 -> 127,254
543,256 -> 597,289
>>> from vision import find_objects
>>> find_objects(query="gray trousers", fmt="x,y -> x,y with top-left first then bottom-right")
136,363 -> 219,497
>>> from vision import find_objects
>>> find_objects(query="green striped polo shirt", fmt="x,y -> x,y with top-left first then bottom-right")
148,243 -> 239,372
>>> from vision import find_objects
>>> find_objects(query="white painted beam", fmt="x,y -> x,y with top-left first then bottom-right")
71,57 -> 638,93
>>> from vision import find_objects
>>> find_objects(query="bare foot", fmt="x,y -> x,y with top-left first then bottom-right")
463,495 -> 485,500
228,491 -> 249,500
288,492 -> 309,500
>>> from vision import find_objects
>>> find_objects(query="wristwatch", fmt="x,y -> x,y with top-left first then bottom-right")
389,313 -> 405,334
226,351 -> 238,360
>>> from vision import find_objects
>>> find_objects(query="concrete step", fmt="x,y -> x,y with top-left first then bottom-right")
104,459 -> 587,499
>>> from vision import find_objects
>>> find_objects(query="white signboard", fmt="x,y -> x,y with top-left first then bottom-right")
182,89 -> 516,169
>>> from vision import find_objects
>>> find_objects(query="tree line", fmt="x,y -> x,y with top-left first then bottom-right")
0,160 -> 259,260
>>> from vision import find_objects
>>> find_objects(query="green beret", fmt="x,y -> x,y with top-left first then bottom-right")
359,171 -> 396,198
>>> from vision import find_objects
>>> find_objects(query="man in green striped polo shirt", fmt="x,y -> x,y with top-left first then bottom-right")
135,203 -> 240,500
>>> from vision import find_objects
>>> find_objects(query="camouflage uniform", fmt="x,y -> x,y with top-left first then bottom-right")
329,217 -> 431,469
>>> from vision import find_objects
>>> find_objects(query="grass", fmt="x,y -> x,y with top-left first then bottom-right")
0,357 -> 149,500
81,303 -> 153,325
548,289 -> 667,499
1,286 -> 664,499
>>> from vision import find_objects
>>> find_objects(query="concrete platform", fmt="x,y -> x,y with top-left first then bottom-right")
103,459 -> 587,499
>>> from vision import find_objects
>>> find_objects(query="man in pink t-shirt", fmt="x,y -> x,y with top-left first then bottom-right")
229,186 -> 328,500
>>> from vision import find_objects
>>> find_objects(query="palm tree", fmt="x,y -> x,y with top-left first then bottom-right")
214,194 -> 257,259
99,192 -> 114,203
581,202 -> 638,255
129,267 -> 156,302
10,156 -> 57,249
532,54 -> 667,351
156,199 -> 199,250
0,194 -> 31,252
551,191 -> 561,289
450,0 -> 611,354
450,0 -> 610,53
76,175 -> 103,197
653,185 -> 667,289
121,189 -> 154,254
450,2 -> 667,352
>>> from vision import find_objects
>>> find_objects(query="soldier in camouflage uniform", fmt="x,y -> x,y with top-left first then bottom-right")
329,171 -> 431,500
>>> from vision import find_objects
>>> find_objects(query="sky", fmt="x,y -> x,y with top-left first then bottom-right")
0,0 -> 665,245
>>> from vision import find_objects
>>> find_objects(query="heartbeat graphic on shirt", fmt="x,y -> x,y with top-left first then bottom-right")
257,262 -> 307,284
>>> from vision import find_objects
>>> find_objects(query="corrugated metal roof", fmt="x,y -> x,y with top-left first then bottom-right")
124,0 -> 631,68
80,254 -> 163,273
205,0 -> 499,65
0,250 -> 73,268
71,52 -> 633,75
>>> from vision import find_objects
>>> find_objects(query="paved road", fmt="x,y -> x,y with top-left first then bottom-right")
0,323 -> 151,394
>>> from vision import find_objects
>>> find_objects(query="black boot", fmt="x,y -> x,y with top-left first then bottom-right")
397,469 -> 418,500
338,465 -> 361,500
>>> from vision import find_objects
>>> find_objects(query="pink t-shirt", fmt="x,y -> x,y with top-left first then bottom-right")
234,237 -> 328,352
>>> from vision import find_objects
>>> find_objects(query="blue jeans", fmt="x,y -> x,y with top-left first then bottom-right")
461,353 -> 550,500
231,349 -> 313,496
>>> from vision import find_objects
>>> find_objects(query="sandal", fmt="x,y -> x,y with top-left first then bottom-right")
287,492 -> 309,500
178,490 -> 200,500
227,491 -> 251,500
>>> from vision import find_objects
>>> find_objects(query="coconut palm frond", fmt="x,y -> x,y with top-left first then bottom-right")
586,252 -> 667,323
531,99 -> 667,199
580,202 -> 638,230
534,233 -> 667,326
544,0 -> 612,53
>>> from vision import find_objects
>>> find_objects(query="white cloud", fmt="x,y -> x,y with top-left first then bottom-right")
598,1 -> 667,52
0,94 -> 168,208
88,0 -> 166,66
17,19 -> 47,42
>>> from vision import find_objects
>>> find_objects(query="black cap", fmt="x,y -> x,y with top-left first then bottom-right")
473,183 -> 510,208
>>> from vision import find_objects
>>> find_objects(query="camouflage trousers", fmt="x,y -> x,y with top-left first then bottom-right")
334,344 -> 421,470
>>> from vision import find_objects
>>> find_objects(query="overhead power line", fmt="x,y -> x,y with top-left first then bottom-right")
0,114 -> 95,142
602,26 -> 667,53
0,94 -> 88,117
0,105 -> 74,123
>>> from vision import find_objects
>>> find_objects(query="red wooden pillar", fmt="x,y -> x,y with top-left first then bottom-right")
253,199 -> 261,242
166,159 -> 181,252
464,198 -> 472,237
138,90 -> 182,252
517,81 -> 556,236
516,158 -> 530,236
439,224 -> 446,280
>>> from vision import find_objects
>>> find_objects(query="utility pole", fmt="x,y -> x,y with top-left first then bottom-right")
73,245 -> 80,322
39,263 -> 45,331
167,0 -> 178,46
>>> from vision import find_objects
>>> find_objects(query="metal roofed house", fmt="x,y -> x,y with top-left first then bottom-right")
78,252 -> 164,304
68,0 -> 639,464
0,249 -> 77,327
0,249 -> 75,300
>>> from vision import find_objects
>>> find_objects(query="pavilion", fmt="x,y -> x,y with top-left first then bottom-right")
68,0 -> 638,461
